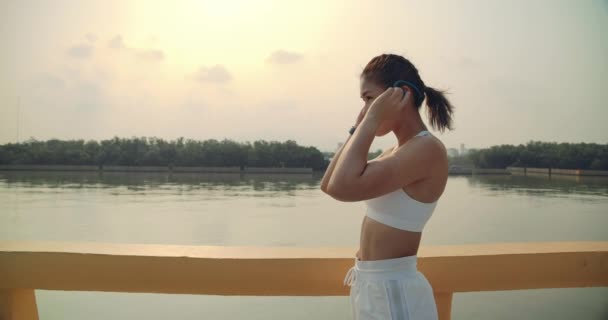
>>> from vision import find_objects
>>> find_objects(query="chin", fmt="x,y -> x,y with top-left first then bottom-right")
375,121 -> 393,137
375,130 -> 391,137
375,126 -> 392,137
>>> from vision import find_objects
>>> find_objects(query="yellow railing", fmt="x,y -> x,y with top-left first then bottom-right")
1,241 -> 607,320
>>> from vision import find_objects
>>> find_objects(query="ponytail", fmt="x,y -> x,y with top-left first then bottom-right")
424,86 -> 454,132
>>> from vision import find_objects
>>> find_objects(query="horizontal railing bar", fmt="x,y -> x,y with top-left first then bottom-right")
1,241 -> 606,296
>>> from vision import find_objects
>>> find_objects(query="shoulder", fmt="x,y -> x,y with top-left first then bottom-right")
394,135 -> 446,153
395,134 -> 446,160
374,145 -> 397,160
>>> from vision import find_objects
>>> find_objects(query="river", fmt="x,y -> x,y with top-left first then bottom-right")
1,171 -> 606,319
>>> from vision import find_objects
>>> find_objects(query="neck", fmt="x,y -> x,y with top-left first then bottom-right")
393,111 -> 428,147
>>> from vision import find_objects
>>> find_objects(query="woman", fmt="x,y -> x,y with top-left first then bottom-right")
321,53 -> 454,320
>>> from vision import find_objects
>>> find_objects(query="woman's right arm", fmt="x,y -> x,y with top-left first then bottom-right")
321,106 -> 368,193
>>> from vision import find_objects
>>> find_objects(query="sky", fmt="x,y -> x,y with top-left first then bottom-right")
0,0 -> 607,152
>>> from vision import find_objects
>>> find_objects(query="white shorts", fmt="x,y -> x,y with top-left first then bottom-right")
344,255 -> 438,320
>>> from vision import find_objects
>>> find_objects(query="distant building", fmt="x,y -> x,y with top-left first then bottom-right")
448,148 -> 459,157
460,144 -> 468,156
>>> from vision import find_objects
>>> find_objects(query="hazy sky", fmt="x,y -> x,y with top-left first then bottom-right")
1,0 -> 607,152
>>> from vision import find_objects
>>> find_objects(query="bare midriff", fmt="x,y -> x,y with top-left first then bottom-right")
358,214 -> 422,261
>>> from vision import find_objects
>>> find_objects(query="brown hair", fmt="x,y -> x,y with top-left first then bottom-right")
361,53 -> 454,132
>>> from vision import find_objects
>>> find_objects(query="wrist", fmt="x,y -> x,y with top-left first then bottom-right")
362,114 -> 381,127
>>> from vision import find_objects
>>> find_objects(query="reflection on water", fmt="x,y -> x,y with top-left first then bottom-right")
0,171 -> 321,197
3,171 -> 606,194
467,174 -> 608,200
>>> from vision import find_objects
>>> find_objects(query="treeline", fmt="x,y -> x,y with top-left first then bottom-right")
0,137 -> 328,170
465,141 -> 608,170
2,139 -> 606,171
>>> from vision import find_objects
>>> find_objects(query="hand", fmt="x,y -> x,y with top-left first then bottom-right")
365,87 -> 410,124
354,105 -> 369,127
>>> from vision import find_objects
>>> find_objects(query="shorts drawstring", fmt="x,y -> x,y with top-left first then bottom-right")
344,257 -> 359,287
344,266 -> 358,286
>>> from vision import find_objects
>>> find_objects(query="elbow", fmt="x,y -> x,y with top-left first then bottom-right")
320,178 -> 332,193
320,184 -> 329,194
324,181 -> 356,202
321,183 -> 335,197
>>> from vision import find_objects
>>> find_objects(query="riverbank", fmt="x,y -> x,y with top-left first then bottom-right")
507,167 -> 608,177
0,165 -> 313,174
0,164 -> 501,175
449,166 -> 608,177
2,165 -> 607,177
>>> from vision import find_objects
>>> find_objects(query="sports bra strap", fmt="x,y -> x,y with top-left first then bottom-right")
416,130 -> 431,137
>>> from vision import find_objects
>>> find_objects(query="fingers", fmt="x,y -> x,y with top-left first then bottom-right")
386,87 -> 406,103
395,87 -> 405,100
388,86 -> 405,96
356,105 -> 368,125
392,86 -> 410,106
359,105 -> 368,116
376,86 -> 409,108
399,88 -> 409,104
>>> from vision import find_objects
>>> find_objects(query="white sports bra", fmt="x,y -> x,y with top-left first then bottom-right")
364,130 -> 438,232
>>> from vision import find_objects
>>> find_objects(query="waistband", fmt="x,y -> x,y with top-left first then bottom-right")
344,255 -> 419,286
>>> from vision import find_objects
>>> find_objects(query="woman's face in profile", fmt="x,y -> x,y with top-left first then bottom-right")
359,77 -> 396,137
